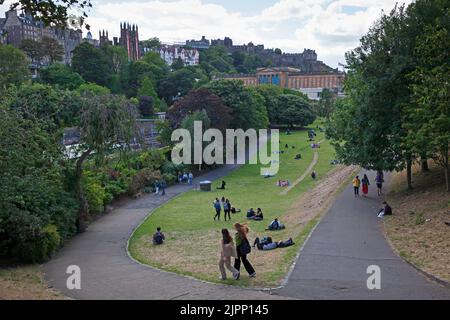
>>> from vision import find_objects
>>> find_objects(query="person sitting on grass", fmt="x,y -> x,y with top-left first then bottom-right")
231,206 -> 241,214
311,170 -> 317,180
266,218 -> 285,231
217,180 -> 226,190
153,227 -> 165,245
252,208 -> 264,221
246,208 -> 256,219
377,201 -> 392,218
295,154 -> 302,160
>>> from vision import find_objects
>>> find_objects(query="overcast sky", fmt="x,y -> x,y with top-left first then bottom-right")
1,0 -> 414,68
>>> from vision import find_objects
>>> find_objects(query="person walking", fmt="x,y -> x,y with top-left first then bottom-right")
352,176 -> 361,197
224,199 -> 231,221
154,180 -> 160,195
213,198 -> 222,221
375,171 -> 384,196
218,229 -> 239,281
361,174 -> 370,197
188,172 -> 194,185
233,223 -> 256,279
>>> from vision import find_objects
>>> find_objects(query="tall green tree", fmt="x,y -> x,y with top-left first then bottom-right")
40,63 -> 85,90
72,42 -> 109,86
40,36 -> 64,63
138,76 -> 160,108
0,44 -> 30,92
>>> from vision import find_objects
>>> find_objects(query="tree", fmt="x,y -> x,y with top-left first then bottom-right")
277,94 -> 316,128
141,37 -> 161,51
8,0 -> 92,28
157,68 -> 199,105
0,44 -> 30,92
167,88 -> 232,132
206,80 -> 269,130
407,21 -> 450,191
74,94 -> 136,232
77,83 -> 111,95
138,76 -> 160,108
72,42 -> 109,86
40,63 -> 85,90
20,38 -> 44,64
139,95 -> 154,118
102,44 -> 128,74
40,36 -> 64,63
171,57 -> 185,71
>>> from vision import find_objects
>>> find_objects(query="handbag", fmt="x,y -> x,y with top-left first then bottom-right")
239,238 -> 251,255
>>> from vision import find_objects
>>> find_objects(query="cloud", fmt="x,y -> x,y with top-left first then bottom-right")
1,0 -> 414,67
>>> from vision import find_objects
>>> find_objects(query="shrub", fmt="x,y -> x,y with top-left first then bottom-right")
84,180 -> 107,214
163,173 -> 176,185
138,149 -> 167,170
128,169 -> 162,195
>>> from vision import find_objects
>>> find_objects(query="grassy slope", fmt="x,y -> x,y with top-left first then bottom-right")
129,125 -> 336,286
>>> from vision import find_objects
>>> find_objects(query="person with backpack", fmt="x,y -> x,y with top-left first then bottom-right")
375,171 -> 384,196
233,223 -> 256,279
224,199 -> 231,221
213,198 -> 222,221
218,229 -> 239,281
152,227 -> 165,245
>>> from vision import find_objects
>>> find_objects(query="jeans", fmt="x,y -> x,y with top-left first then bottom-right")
234,250 -> 255,275
354,187 -> 359,196
214,209 -> 221,220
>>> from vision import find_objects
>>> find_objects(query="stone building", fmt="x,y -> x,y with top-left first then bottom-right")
158,45 -> 199,66
186,35 -> 210,49
219,67 -> 345,100
120,23 -> 140,61
0,10 -> 82,65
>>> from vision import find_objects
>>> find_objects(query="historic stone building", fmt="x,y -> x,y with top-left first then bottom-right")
186,35 -> 210,49
158,45 -> 199,66
119,23 -> 140,61
0,10 -> 82,65
220,67 -> 345,100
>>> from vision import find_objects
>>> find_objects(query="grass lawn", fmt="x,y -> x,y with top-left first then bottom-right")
129,123 -> 341,287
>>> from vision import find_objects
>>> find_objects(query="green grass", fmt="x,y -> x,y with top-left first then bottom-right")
129,124 -> 339,287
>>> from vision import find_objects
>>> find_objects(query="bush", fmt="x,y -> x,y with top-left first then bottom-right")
128,169 -> 162,195
138,149 -> 167,170
84,180 -> 107,214
162,162 -> 186,176
163,173 -> 176,185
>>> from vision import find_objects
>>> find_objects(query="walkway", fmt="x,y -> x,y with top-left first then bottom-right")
274,171 -> 450,300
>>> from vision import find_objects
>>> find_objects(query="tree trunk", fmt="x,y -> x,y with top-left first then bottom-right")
75,149 -> 92,233
420,154 -> 429,172
406,155 -> 413,190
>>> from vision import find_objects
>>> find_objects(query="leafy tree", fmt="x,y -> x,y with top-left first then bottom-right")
206,80 -> 268,130
20,38 -> 44,64
0,44 -> 30,92
167,87 -> 232,132
40,36 -> 64,63
40,63 -> 85,90
141,37 -> 161,51
74,94 -> 136,232
138,95 -> 154,118
276,94 -> 316,128
102,44 -> 128,74
317,88 -> 336,119
138,76 -> 160,108
157,68 -> 199,105
72,42 -> 109,86
77,83 -> 111,95
171,57 -> 185,71
8,0 -> 93,28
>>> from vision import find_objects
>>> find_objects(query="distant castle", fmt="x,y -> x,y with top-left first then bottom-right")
186,36 -> 337,73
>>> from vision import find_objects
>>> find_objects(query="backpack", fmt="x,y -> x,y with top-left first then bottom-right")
153,233 -> 163,245
239,238 -> 251,255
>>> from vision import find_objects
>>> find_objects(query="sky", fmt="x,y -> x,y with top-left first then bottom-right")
0,0 -> 414,68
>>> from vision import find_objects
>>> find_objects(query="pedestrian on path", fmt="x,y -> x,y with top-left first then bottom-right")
352,176 -> 361,197
361,174 -> 370,197
160,179 -> 167,196
218,229 -> 239,281
233,223 -> 256,279
154,180 -> 160,195
188,172 -> 194,185
375,171 -> 384,196
213,198 -> 222,221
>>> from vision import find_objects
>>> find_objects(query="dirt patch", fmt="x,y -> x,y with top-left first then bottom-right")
0,265 -> 65,300
133,164 -> 357,287
385,162 -> 450,283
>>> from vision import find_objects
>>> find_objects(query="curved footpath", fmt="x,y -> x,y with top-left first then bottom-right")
274,171 -> 450,300
44,164 -> 289,300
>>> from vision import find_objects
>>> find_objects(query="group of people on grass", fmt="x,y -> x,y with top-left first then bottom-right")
246,208 -> 264,220
178,172 -> 194,185
213,197 -> 240,221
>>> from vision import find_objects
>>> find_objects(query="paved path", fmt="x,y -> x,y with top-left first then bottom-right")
44,165 -> 288,300
275,171 -> 450,300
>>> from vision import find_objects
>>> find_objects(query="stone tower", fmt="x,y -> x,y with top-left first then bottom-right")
120,22 -> 140,61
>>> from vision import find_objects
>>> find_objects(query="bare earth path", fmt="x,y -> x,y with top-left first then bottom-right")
274,171 -> 450,300
43,165 -> 289,300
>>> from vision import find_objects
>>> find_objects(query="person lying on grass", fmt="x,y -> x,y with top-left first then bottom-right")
253,236 -> 294,251
266,218 -> 285,231
153,227 -> 165,245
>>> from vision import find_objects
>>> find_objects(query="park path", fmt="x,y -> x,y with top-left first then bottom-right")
43,164 -> 291,300
279,139 -> 324,195
274,171 -> 450,300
